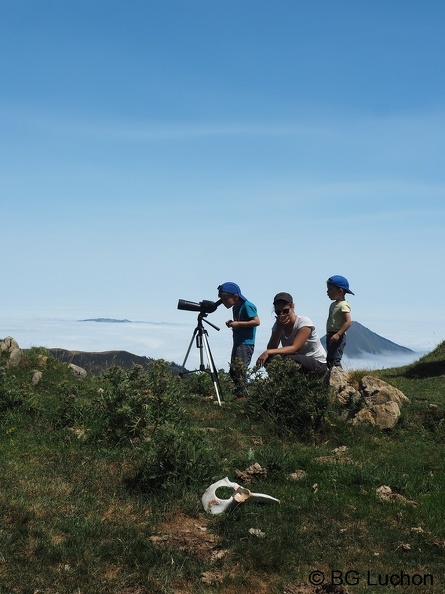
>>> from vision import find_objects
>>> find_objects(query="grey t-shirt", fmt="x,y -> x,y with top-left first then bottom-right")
273,315 -> 327,363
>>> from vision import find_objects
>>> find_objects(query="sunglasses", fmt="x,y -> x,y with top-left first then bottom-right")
275,308 -> 291,316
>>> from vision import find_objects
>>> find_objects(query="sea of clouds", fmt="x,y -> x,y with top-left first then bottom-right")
0,313 -> 436,372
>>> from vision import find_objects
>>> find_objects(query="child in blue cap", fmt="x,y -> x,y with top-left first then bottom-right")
217,282 -> 260,400
326,275 -> 354,368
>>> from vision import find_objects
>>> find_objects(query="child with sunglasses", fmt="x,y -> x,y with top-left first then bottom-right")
256,292 -> 327,374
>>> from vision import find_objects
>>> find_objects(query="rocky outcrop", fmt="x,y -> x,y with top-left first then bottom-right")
329,367 -> 410,429
1,337 -> 87,382
0,337 -> 22,368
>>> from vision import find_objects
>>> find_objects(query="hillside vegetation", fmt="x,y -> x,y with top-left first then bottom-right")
0,342 -> 444,594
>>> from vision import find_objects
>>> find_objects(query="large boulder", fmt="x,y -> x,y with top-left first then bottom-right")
360,375 -> 410,407
352,401 -> 402,429
0,336 -> 22,368
329,369 -> 410,429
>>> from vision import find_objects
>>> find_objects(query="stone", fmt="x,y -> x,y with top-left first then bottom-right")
328,366 -> 350,393
329,369 -> 409,430
360,375 -> 410,407
68,363 -> 87,379
7,347 -> 22,368
1,337 -> 22,368
353,401 -> 401,429
31,370 -> 43,385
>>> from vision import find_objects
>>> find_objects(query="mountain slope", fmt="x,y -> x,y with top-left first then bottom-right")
321,321 -> 414,358
48,349 -> 152,375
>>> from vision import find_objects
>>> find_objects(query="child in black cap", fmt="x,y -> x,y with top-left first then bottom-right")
326,275 -> 354,368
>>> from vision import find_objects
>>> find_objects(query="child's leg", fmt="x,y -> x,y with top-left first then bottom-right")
230,344 -> 254,396
326,334 -> 346,368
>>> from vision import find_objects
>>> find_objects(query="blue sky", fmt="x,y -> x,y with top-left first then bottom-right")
2,0 -> 444,368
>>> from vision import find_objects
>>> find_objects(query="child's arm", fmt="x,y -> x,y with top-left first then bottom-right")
331,312 -> 352,342
227,316 -> 260,330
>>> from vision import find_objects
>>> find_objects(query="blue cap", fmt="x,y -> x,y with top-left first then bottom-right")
327,275 -> 354,295
217,282 -> 247,300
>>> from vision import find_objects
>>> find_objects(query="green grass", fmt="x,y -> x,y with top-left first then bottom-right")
0,345 -> 444,593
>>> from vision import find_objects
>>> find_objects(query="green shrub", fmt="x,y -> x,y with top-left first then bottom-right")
88,361 -> 184,444
179,369 -> 214,397
179,367 -> 233,402
127,422 -> 221,493
0,369 -> 32,413
0,348 -> 82,427
422,404 -> 445,441
247,357 -> 329,438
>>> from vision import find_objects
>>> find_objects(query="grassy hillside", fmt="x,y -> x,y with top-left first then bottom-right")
0,343 -> 444,594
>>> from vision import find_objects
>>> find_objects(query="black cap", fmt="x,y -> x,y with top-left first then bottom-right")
273,292 -> 293,305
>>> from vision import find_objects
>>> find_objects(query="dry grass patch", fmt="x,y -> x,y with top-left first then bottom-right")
149,512 -> 223,561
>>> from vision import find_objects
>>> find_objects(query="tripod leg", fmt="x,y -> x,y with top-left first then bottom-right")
180,327 -> 198,373
201,332 -> 223,406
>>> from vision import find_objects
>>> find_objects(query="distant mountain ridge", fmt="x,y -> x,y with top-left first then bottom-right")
321,321 -> 414,358
49,349 -> 151,375
48,349 -> 183,376
79,318 -> 132,323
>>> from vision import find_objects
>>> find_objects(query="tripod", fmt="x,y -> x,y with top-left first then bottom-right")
180,312 -> 223,406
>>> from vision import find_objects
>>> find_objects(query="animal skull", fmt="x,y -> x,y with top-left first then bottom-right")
201,477 -> 280,515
